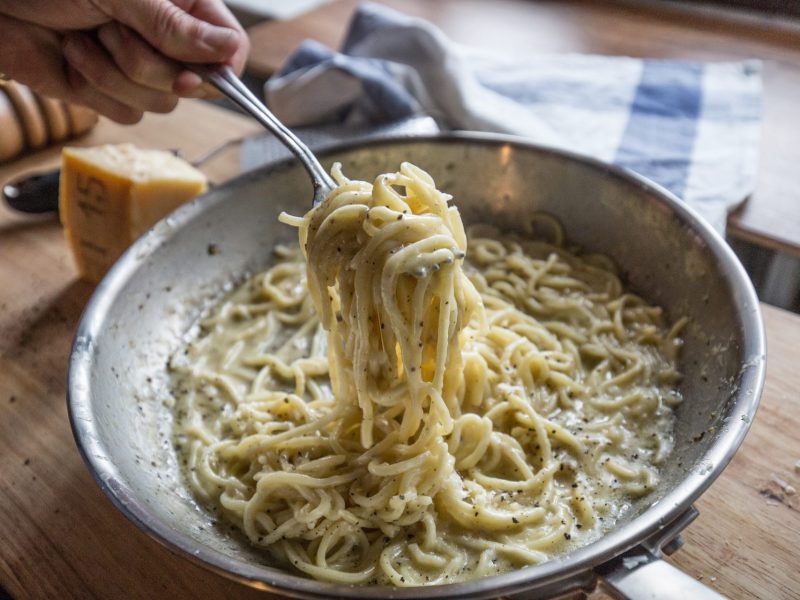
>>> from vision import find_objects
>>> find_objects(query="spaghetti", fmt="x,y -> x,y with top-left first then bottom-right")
170,163 -> 684,586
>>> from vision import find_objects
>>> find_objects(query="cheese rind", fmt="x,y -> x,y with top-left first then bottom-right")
59,144 -> 208,282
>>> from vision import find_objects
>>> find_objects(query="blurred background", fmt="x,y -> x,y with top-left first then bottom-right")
222,0 -> 800,314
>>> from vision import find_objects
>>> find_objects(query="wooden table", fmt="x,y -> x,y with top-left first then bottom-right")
246,0 -> 800,259
1,101 -> 799,600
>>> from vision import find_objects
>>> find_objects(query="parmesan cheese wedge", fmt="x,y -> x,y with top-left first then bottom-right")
59,144 -> 208,282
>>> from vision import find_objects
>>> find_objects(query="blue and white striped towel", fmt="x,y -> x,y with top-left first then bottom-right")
265,2 -> 762,233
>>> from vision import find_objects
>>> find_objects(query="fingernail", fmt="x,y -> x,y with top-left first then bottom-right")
201,25 -> 237,52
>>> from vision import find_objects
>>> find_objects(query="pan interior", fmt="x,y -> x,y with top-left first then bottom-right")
72,137 -> 759,595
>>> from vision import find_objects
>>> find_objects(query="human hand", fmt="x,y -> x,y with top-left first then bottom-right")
0,0 -> 249,124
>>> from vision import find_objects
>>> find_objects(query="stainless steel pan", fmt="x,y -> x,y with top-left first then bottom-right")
68,134 -> 765,599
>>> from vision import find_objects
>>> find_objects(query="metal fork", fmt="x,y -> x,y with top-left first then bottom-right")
190,64 -> 335,207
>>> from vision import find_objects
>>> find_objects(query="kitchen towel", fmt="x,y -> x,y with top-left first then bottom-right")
264,2 -> 762,233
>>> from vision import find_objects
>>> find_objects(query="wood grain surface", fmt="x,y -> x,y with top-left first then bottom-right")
246,0 -> 800,257
0,98 -> 798,599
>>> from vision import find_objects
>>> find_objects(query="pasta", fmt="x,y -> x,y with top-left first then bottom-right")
169,163 -> 685,586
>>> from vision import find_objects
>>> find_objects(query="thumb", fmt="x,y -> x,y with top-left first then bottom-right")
105,0 -> 240,64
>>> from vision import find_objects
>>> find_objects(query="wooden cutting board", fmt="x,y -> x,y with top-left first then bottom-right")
0,99 -> 798,600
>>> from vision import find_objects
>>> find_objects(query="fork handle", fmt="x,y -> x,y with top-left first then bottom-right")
189,64 -> 334,205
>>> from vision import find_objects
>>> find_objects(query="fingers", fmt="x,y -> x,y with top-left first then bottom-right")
0,13 -> 64,93
0,0 -> 251,123
169,0 -> 251,96
62,31 -> 179,122
0,0 -> 106,30
174,0 -> 250,74
97,22 -> 181,93
0,14 -> 131,123
141,0 -> 251,98
106,0 -> 246,66
64,65 -> 144,125
99,22 -> 221,99
173,70 -> 211,97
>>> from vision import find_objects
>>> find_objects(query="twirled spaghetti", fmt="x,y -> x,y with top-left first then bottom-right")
170,163 -> 685,586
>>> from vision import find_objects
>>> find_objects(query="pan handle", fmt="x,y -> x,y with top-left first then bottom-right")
597,546 -> 726,599
595,506 -> 726,599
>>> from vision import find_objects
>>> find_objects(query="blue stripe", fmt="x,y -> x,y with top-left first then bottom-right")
347,59 -> 420,121
614,60 -> 704,200
277,40 -> 335,76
